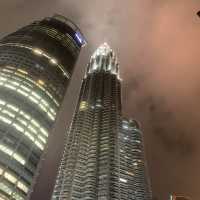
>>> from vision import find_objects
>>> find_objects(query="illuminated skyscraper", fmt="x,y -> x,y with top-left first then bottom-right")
0,15 -> 86,200
52,43 -> 151,200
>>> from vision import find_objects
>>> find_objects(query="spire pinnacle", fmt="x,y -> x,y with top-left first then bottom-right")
92,42 -> 113,57
86,43 -> 120,78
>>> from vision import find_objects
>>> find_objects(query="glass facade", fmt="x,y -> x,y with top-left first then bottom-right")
119,119 -> 152,200
51,43 -> 151,200
0,15 -> 85,200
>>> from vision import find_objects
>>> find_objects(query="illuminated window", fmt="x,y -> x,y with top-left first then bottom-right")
0,144 -> 25,165
50,58 -> 58,65
0,144 -> 12,156
12,81 -> 20,86
37,79 -> 45,86
41,99 -> 49,106
13,123 -> 24,133
5,84 -> 16,90
17,182 -> 28,193
1,168 -> 29,195
40,128 -> 48,137
2,69 -> 13,73
7,104 -> 19,112
0,77 -> 7,81
38,135 -> 46,144
29,96 -> 39,104
17,89 -> 28,97
15,72 -> 25,78
2,110 -> 15,118
17,118 -> 28,126
0,115 -> 12,124
35,141 -> 44,150
32,92 -> 41,100
39,104 -> 47,112
79,101 -> 88,111
33,48 -> 43,55
123,136 -> 129,140
20,85 -> 30,92
0,100 -> 5,105
13,153 -> 26,165
28,125 -> 37,134
0,182 -> 12,195
126,171 -> 134,176
17,69 -> 28,75
4,172 -> 17,184
31,119 -> 40,127
47,112 -> 55,120
119,178 -> 127,183
24,131 -> 34,141
135,140 -> 141,144
122,124 -> 129,130
19,111 -> 30,120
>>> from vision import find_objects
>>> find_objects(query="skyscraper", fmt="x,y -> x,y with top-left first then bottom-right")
52,43 -> 151,200
0,15 -> 85,200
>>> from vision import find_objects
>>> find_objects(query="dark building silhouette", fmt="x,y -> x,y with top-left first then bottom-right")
51,43 -> 151,200
0,15 -> 85,200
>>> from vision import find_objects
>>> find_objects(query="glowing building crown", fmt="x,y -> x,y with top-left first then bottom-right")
87,43 -> 119,77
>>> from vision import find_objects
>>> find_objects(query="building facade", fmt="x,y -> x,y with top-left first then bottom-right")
52,43 -> 151,200
0,15 -> 85,200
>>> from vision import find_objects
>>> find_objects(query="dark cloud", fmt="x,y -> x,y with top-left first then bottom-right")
1,1 -> 200,200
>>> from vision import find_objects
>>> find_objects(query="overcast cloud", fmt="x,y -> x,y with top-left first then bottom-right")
1,1 -> 200,200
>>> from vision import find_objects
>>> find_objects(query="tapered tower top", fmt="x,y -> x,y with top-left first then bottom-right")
92,43 -> 113,57
87,43 -> 119,77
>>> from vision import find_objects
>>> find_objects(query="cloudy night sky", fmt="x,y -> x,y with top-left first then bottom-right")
1,1 -> 200,200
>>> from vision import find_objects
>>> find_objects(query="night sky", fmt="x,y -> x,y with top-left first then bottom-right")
1,1 -> 200,200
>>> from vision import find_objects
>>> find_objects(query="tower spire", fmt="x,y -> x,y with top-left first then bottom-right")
87,43 -> 119,77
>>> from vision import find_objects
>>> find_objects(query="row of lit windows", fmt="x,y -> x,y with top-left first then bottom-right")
32,48 -> 70,78
0,77 -> 56,122
0,43 -> 70,79
0,99 -> 48,150
0,144 -> 25,165
79,101 -> 88,111
0,167 -> 28,193
3,66 -> 59,107
31,23 -> 79,56
0,101 -> 48,140
0,182 -> 24,200
0,68 -> 56,121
